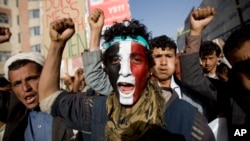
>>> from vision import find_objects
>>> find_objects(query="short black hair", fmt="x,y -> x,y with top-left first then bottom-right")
149,35 -> 177,53
223,23 -> 250,60
199,41 -> 221,57
102,19 -> 154,68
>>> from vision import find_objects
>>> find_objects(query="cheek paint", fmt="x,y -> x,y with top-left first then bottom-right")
104,45 -> 121,92
131,43 -> 149,103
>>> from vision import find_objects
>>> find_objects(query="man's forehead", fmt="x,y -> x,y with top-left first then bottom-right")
152,47 -> 175,54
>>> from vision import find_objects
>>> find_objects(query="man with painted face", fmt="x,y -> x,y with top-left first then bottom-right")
82,7 -> 217,120
38,8 -> 215,141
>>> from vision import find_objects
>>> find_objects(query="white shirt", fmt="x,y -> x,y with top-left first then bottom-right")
170,76 -> 182,98
158,75 -> 182,98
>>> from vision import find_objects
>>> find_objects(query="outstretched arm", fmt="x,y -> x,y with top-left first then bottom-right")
83,9 -> 113,95
0,27 -> 11,43
88,8 -> 104,51
180,6 -> 217,101
38,18 -> 75,101
184,6 -> 216,54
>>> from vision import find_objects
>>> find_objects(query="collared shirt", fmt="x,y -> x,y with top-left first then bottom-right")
157,75 -> 182,98
25,110 -> 53,141
170,76 -> 182,98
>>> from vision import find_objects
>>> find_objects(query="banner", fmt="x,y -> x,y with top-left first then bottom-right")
42,0 -> 88,59
88,0 -> 131,27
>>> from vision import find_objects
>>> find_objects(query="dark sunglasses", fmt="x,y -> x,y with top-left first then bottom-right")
232,59 -> 250,73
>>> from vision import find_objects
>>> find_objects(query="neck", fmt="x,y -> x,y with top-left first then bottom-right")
158,78 -> 171,88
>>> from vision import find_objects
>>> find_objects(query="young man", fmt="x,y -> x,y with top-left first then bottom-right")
149,35 -> 181,97
223,23 -> 250,140
199,41 -> 222,79
180,6 -> 241,141
83,7 -> 218,121
1,52 -> 81,141
38,9 -> 215,141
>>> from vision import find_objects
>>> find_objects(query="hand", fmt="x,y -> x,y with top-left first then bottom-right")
63,73 -> 74,92
88,8 -> 105,51
0,27 -> 12,43
50,18 -> 75,44
88,8 -> 104,32
74,68 -> 84,82
190,6 -> 216,35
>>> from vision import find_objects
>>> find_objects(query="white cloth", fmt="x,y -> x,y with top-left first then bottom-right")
208,117 -> 228,141
0,124 -> 6,141
39,90 -> 62,114
4,52 -> 45,81
170,76 -> 181,98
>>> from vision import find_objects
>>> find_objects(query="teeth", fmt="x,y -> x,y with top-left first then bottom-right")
118,82 -> 133,86
25,95 -> 35,104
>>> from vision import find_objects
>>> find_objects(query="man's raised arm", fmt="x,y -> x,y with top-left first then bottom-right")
38,18 -> 75,101
83,9 -> 113,95
0,27 -> 11,43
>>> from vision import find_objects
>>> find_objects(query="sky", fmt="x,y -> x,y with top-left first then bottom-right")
129,0 -> 202,40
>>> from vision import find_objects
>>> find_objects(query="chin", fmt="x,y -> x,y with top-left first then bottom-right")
119,90 -> 134,105
27,103 -> 38,110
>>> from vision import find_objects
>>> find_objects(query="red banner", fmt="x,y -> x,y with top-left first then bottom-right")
89,0 -> 131,26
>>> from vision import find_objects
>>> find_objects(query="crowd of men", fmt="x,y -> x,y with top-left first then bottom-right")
0,6 -> 250,141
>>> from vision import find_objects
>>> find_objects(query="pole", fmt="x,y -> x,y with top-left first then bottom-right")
235,0 -> 244,26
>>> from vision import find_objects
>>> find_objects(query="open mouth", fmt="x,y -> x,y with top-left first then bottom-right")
24,94 -> 36,104
118,82 -> 135,94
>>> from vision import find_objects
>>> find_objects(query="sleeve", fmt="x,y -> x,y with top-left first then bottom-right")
192,111 -> 216,141
180,35 -> 217,101
39,90 -> 62,114
50,91 -> 96,131
82,50 -> 113,95
183,35 -> 201,54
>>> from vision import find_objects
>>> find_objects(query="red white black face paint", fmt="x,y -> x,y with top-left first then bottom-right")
106,41 -> 149,105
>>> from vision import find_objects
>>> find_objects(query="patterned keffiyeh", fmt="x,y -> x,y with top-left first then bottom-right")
105,80 -> 165,141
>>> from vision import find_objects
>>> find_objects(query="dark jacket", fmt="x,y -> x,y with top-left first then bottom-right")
0,91 -> 80,141
51,90 -> 215,141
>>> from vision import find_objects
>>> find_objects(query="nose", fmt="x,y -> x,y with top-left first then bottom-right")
22,81 -> 32,92
205,59 -> 210,65
119,58 -> 132,77
160,56 -> 167,65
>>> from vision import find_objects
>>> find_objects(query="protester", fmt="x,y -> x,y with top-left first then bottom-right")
180,6 -> 232,141
82,8 -> 112,95
199,41 -> 222,79
223,23 -> 250,140
0,77 -> 11,141
38,8 -> 215,141
82,6 -> 219,122
1,52 -> 81,140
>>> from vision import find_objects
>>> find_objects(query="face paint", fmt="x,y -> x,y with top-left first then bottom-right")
106,41 -> 149,105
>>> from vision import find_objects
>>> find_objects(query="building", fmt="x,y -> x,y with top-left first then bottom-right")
0,0 -> 42,75
0,0 -> 131,76
177,0 -> 250,52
